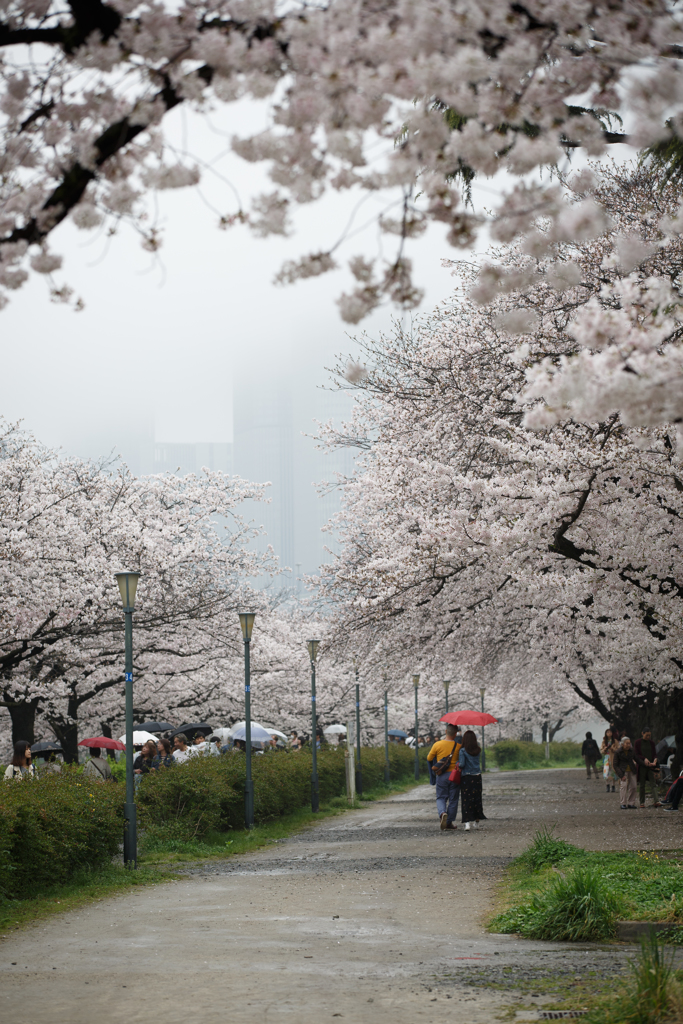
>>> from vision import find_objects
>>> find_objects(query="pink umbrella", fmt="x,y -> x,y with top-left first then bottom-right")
439,711 -> 498,727
78,736 -> 125,751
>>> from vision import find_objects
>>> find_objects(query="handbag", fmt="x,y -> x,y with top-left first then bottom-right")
448,765 -> 462,784
433,740 -> 459,776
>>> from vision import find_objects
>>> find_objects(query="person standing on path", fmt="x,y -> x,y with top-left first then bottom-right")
613,736 -> 642,809
581,731 -> 601,779
427,724 -> 462,830
459,730 -> 486,832
634,727 -> 661,808
600,730 -> 617,793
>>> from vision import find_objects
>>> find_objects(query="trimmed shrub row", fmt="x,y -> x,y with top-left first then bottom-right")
491,739 -> 582,768
0,766 -> 123,900
137,745 -> 430,841
0,747 -> 428,897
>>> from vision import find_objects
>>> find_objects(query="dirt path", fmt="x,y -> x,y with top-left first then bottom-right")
1,769 -> 680,1023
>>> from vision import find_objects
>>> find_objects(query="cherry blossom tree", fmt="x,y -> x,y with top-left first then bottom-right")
0,418 -> 277,755
317,163 -> 683,740
1,0 -> 683,329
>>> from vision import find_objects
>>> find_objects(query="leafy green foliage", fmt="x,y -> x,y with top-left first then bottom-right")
490,839 -> 683,945
492,739 -> 582,770
136,746 -> 428,843
0,766 -> 122,900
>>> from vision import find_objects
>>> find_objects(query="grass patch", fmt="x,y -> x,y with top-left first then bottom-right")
584,933 -> 683,1024
0,862 -> 168,934
139,778 -> 418,865
490,828 -> 683,941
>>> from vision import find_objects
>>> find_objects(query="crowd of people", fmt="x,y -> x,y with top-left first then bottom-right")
585,726 -> 681,812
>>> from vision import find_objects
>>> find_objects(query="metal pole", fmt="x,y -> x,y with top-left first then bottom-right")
355,672 -> 363,796
123,609 -> 137,868
311,657 -> 319,812
414,684 -> 420,780
480,687 -> 486,772
244,637 -> 254,827
384,689 -> 390,784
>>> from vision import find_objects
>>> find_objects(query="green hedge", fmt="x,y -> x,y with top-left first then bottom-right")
492,740 -> 582,768
0,767 -> 123,900
137,746 -> 430,841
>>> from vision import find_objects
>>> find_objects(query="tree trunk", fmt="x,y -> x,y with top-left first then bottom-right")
5,695 -> 39,746
49,692 -> 81,764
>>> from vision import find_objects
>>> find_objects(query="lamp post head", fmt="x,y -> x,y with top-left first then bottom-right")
238,611 -> 256,641
412,674 -> 420,688
480,686 -> 486,698
443,679 -> 450,693
307,639 -> 321,663
114,571 -> 141,610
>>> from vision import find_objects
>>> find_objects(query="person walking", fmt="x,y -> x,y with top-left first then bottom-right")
634,727 -> 661,808
458,730 -> 486,832
613,736 -> 642,809
581,731 -> 601,780
3,740 -> 35,781
83,746 -> 112,782
427,724 -> 462,830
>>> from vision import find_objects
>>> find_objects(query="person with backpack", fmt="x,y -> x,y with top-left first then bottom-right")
427,723 -> 462,830
581,731 -> 601,780
82,745 -> 112,782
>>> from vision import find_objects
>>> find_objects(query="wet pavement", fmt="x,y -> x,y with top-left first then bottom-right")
0,768 -> 680,1022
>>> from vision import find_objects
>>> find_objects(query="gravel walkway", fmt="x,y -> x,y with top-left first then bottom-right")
0,768 -> 680,1022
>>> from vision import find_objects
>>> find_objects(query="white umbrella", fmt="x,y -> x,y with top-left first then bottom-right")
118,730 -> 158,746
323,724 -> 347,735
208,727 -> 232,743
265,728 -> 289,741
231,723 -> 274,743
228,719 -> 270,737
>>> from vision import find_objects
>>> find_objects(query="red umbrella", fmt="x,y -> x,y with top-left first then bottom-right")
78,736 -> 125,751
439,711 -> 498,726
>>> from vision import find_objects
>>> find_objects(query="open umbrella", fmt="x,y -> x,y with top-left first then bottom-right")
79,736 -> 125,751
323,724 -> 347,735
31,740 -> 63,756
231,723 -> 275,743
118,729 -> 158,746
227,719 -> 269,737
135,721 -> 175,733
169,722 -> 213,740
265,728 -> 289,741
439,711 -> 498,727
388,729 -> 408,738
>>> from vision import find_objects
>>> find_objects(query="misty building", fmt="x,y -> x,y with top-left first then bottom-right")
233,369 -> 354,580
153,442 -> 233,476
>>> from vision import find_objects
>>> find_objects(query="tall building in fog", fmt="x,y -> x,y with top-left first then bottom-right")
233,367 -> 354,580
153,441 -> 233,476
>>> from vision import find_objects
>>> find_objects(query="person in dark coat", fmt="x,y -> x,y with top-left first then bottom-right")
634,727 -> 661,808
613,736 -> 643,809
581,731 -> 601,779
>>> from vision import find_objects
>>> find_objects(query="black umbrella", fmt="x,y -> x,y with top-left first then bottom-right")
169,722 -> 214,740
31,740 -> 63,756
136,721 -> 175,732
387,729 -> 408,738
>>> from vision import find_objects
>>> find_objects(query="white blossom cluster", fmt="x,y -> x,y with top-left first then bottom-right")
1,1 -> 683,326
317,163 -> 683,731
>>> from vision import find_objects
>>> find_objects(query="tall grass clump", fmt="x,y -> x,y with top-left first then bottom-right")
517,825 -> 577,872
586,932 -> 683,1024
492,866 -> 623,942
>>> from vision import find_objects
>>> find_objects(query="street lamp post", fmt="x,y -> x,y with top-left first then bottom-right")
114,571 -> 141,869
239,612 -> 256,828
383,684 -> 390,785
413,674 -> 420,781
307,639 -> 321,812
480,685 -> 487,772
354,658 -> 363,796
444,679 -> 450,716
